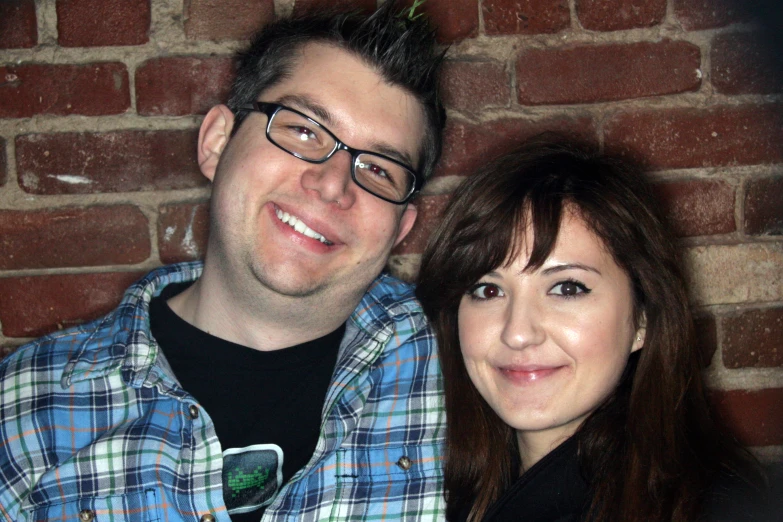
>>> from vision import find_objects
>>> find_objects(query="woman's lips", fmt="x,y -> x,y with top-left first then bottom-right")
497,365 -> 565,384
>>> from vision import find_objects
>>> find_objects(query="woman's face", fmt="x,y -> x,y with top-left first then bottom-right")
457,210 -> 645,455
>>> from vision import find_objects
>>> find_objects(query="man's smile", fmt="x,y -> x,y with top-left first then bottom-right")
274,206 -> 334,245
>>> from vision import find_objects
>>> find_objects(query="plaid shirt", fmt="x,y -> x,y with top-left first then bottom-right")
0,262 -> 446,521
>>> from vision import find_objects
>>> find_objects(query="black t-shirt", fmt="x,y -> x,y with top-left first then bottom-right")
149,282 -> 343,521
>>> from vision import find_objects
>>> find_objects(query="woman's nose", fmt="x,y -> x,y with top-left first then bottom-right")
500,299 -> 546,350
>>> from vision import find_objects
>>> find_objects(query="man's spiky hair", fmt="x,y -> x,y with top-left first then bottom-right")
227,0 -> 445,184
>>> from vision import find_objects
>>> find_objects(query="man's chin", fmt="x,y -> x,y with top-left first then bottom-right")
251,269 -> 325,299
249,263 -> 378,303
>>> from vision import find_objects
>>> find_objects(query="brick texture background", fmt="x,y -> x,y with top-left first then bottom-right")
1,0 -> 781,460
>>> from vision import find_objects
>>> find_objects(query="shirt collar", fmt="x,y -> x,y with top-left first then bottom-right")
61,267 -> 421,388
61,262 -> 204,388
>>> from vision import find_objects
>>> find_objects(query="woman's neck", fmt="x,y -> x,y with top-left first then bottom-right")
516,425 -> 577,473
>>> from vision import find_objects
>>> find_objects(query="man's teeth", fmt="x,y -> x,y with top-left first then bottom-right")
275,208 -> 332,245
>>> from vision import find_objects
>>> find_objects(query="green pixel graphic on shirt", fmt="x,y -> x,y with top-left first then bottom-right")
226,466 -> 270,498
222,444 -> 282,512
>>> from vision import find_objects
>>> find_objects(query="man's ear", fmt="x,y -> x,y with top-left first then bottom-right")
198,105 -> 235,181
393,203 -> 418,248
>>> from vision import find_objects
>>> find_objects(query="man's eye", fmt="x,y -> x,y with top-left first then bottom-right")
549,280 -> 590,297
467,283 -> 504,300
292,126 -> 318,141
358,161 -> 390,179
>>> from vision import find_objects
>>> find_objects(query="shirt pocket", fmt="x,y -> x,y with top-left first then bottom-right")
337,443 -> 441,482
331,442 -> 443,517
28,489 -> 163,522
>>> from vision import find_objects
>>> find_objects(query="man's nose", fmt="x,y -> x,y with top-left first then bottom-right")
301,150 -> 356,209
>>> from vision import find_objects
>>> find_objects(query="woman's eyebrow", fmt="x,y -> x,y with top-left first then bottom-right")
538,263 -> 602,276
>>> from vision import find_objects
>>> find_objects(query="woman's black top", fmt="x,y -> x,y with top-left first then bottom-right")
456,435 -> 774,522
457,436 -> 589,522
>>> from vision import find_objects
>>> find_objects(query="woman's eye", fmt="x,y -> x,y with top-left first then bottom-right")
549,280 -> 590,297
468,283 -> 504,300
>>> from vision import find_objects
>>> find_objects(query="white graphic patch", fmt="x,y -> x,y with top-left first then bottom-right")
222,444 -> 284,514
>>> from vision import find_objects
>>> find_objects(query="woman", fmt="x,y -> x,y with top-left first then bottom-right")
416,141 -> 763,521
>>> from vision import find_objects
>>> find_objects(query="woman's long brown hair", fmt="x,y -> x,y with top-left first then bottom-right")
416,140 -> 760,521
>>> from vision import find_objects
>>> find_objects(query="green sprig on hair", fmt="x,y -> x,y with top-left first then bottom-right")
398,0 -> 427,21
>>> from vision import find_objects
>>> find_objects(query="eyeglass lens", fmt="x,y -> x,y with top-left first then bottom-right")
268,108 -> 415,202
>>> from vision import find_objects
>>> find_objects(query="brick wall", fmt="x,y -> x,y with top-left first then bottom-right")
1,0 -> 781,460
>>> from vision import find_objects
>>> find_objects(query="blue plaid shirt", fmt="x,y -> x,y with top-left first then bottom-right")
0,262 -> 446,521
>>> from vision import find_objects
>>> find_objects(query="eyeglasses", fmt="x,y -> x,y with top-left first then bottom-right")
236,102 -> 421,204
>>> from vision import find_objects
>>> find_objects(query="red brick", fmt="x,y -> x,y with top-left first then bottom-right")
710,388 -> 783,446
158,202 -> 210,264
392,194 -> 451,256
712,32 -> 783,95
436,116 -> 596,178
0,0 -> 37,49
693,313 -> 717,368
577,0 -> 665,31
185,0 -> 275,41
516,41 -> 701,105
16,130 -> 206,195
0,137 -> 6,187
744,176 -> 783,236
0,63 -> 129,118
1,344 -> 21,362
441,61 -> 510,113
294,0 -> 375,16
408,0 -> 478,44
136,56 -> 233,116
0,206 -> 150,270
722,308 -> 783,369
0,272 -> 144,338
653,179 -> 735,237
673,0 -> 752,30
484,0 -> 569,35
604,105 -> 783,170
57,0 -> 149,47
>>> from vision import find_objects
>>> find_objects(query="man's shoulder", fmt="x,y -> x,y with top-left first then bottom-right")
352,272 -> 433,343
0,262 -> 204,386
343,273 -> 436,375
362,272 -> 422,317
0,315 -> 118,385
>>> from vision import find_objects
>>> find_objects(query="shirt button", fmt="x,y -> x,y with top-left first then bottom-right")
396,456 -> 412,471
200,515 -> 215,522
78,509 -> 96,522
188,405 -> 200,419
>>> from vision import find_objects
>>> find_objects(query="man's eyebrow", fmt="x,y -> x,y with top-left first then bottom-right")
368,143 -> 416,170
276,94 -> 335,125
537,263 -> 602,277
273,94 -> 417,169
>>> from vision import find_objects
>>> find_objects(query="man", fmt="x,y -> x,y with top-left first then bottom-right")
0,3 -> 446,520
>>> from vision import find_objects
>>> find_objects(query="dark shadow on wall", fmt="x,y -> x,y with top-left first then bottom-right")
738,0 -> 782,75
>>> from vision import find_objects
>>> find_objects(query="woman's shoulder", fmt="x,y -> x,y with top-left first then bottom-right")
704,464 -> 781,522
482,437 -> 589,522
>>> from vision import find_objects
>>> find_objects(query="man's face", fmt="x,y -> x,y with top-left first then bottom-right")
199,43 -> 424,302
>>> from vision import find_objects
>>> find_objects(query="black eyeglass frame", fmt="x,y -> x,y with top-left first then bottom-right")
236,102 -> 422,204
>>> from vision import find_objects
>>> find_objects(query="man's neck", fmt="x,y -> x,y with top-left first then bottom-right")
166,264 -> 360,352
